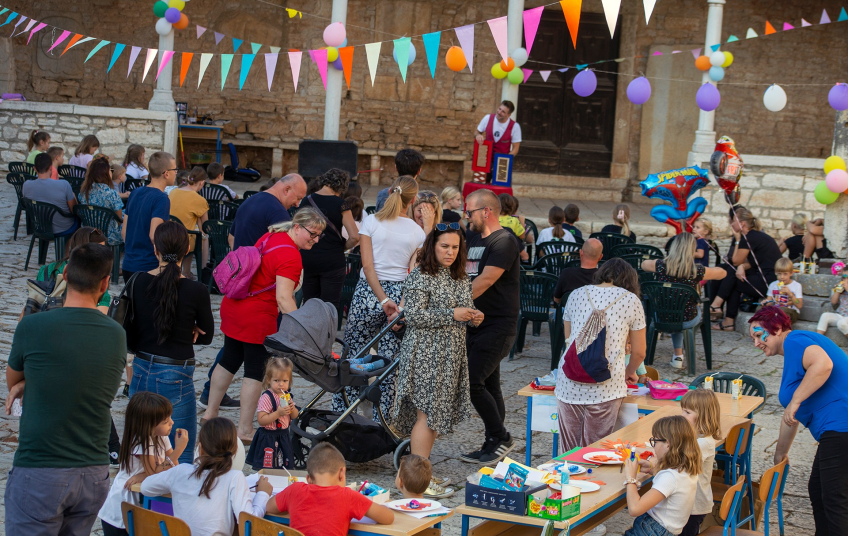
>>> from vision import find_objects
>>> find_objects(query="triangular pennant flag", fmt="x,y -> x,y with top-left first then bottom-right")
239,54 -> 255,90
783,22 -> 794,31
454,24 -> 475,72
220,54 -> 234,89
250,42 -> 261,54
672,50 -> 681,54
487,16 -> 509,62
0,12 -> 17,28
521,68 -> 532,83
0,8 -> 8,17
264,52 -> 278,91
576,63 -> 588,70
422,31 -> 441,78
127,46 -> 141,77
746,28 -> 758,38
214,32 -> 224,45
47,30 -> 71,53
709,44 -> 720,52
312,48 -> 328,90
690,48 -> 701,59
821,9 -> 831,24
652,50 -> 662,55
232,38 -> 242,53
26,22 -> 45,44
560,0 -> 581,48
155,50 -> 175,80
142,48 -> 158,82
364,42 -> 381,86
20,18 -> 36,36
107,43 -> 125,72
801,18 -> 811,27
179,52 -> 193,86
85,40 -> 110,63
196,25 -> 206,39
339,46 -> 353,89
764,21 -> 776,34
726,35 -> 739,43
269,46 -> 281,54
285,8 -> 301,18
197,53 -> 213,88
523,6 -> 544,56
393,37 -> 411,82
62,36 -> 93,56
601,0 -> 621,38
11,16 -> 27,36
614,58 -> 626,62
840,8 -> 848,21
288,50 -> 302,91
557,67 -> 569,72
540,70 -> 551,82
643,0 -> 657,24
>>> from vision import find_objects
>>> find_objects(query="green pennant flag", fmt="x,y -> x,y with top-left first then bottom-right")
0,8 -> 9,17
726,35 -> 739,43
85,40 -> 111,63
221,53 -> 234,89
250,42 -> 261,54
393,37 -> 411,82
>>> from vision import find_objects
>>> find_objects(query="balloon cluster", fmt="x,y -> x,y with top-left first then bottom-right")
694,49 -> 732,112
815,155 -> 848,205
153,0 -> 189,36
489,48 -> 528,85
323,23 -> 348,71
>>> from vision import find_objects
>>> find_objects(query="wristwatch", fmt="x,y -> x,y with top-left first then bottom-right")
380,297 -> 391,306
624,477 -> 639,486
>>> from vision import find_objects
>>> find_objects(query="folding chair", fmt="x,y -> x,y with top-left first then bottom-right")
240,512 -> 305,536
121,501 -> 191,536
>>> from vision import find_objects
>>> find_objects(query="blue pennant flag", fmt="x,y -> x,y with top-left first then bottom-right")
422,31 -> 441,78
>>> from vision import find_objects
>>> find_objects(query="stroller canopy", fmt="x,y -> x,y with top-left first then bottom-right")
265,298 -> 338,361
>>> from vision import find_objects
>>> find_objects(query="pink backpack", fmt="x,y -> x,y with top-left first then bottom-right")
213,236 -> 294,300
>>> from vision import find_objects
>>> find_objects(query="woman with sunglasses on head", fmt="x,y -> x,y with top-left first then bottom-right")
751,306 -> 848,535
391,222 -> 481,499
411,190 -> 442,235
203,209 -> 326,444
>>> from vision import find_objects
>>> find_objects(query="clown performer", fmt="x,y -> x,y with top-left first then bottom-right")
474,101 -> 521,183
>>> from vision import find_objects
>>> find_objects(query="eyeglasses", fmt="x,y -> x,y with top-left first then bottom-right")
648,437 -> 667,448
464,207 -> 487,217
166,168 -> 179,173
435,222 -> 461,231
301,227 -> 324,240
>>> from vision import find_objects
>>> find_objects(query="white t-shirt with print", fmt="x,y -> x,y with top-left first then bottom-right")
358,214 -> 426,282
647,468 -> 698,535
477,115 -> 523,143
125,162 -> 149,180
693,437 -> 717,515
766,280 -> 803,312
536,226 -> 577,246
556,285 -> 646,405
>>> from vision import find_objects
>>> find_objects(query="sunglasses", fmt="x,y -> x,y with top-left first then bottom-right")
417,192 -> 437,200
435,222 -> 461,231
648,437 -> 667,448
464,207 -> 487,217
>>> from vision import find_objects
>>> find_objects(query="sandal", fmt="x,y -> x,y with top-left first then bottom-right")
709,306 -> 723,320
712,320 -> 734,331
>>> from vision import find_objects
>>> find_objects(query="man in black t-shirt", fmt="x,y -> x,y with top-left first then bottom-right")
461,189 -> 520,464
553,238 -> 603,303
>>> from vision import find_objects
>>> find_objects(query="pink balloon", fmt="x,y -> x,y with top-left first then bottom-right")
323,22 -> 346,47
826,168 -> 848,193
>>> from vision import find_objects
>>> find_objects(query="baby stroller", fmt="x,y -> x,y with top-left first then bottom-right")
264,298 -> 410,470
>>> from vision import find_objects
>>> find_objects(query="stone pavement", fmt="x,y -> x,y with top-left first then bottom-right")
0,179 -> 818,535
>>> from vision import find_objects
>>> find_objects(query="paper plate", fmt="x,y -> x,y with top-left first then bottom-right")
538,463 -> 587,475
569,480 -> 601,493
386,499 -> 443,513
583,451 -> 623,465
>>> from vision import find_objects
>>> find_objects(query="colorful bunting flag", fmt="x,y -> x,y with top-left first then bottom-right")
839,8 -> 848,21
672,50 -> 681,54
710,44 -> 720,52
783,22 -> 794,31
220,53 -> 234,89
0,12 -> 17,28
142,48 -> 158,82
523,6 -> 544,56
288,50 -> 302,91
690,48 -> 701,59
107,43 -> 125,72
269,46 -> 281,54
557,67 -> 569,72
422,31 -> 440,78
801,19 -> 811,27
47,30 -> 70,53
197,53 -> 213,88
196,25 -> 206,39
179,52 -> 193,86
285,8 -> 301,18
84,40 -> 110,63
576,63 -> 587,70
365,42 -> 380,86
312,48 -> 328,90
643,0 -> 657,24
821,9 -> 831,24
264,52 -> 278,91
239,54 -> 255,89
521,68 -> 532,83
652,50 -> 662,55
214,32 -> 224,45
540,70 -> 551,82
764,21 -> 776,34
19,19 -> 37,38
726,35 -> 739,43
560,0 -> 581,48
27,22 -> 46,45
394,37 -> 411,82
232,38 -> 242,53
339,46 -> 353,89
250,42 -> 261,54
155,50 -> 175,80
746,28 -> 758,38
0,8 -> 7,17
487,16 -> 508,62
601,0 -> 621,38
11,16 -> 27,37
454,24 -> 474,72
127,46 -> 141,77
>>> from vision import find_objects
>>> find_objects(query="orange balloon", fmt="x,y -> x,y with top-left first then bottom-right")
445,46 -> 467,72
500,57 -> 515,72
174,13 -> 189,30
694,55 -> 711,71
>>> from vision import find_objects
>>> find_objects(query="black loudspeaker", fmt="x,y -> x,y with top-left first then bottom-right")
298,140 -> 358,179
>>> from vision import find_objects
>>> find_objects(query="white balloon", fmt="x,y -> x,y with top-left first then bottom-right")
511,47 -> 528,67
763,84 -> 787,112
155,18 -> 173,36
709,51 -> 726,67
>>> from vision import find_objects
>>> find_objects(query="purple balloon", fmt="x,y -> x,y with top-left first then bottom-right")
332,57 -> 344,70
165,7 -> 181,24
829,83 -> 848,111
696,83 -> 721,111
627,76 -> 652,105
572,69 -> 597,97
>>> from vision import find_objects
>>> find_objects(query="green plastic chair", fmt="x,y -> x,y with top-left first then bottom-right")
8,161 -> 34,175
609,243 -> 664,259
524,219 -> 540,263
563,258 -> 604,270
337,253 -> 362,329
618,253 -> 651,273
510,270 -> 558,358
57,165 -> 86,180
641,281 -> 712,374
689,372 -> 766,411
124,178 -> 146,194
21,199 -> 74,270
169,215 -> 203,278
536,241 -> 581,259
8,172 -> 35,240
202,219 -> 232,293
243,190 -> 259,200
365,205 -> 376,215
590,232 -> 635,260
74,204 -> 124,283
531,251 -> 577,277
549,297 -> 570,370
64,177 -> 85,197
207,200 -> 238,221
200,182 -> 234,202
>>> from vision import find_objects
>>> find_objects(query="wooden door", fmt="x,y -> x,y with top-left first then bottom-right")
517,10 -> 621,177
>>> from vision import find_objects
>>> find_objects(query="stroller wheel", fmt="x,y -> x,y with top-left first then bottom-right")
292,433 -> 312,470
393,439 -> 411,471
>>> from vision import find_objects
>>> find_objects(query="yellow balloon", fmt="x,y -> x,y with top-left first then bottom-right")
721,51 -> 734,68
168,0 -> 185,10
825,155 -> 847,174
491,63 -> 507,79
326,47 -> 339,62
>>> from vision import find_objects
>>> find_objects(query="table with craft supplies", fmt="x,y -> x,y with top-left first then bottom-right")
517,383 -> 764,465
457,406 -> 751,536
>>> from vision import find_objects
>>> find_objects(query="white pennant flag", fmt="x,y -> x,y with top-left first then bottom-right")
288,51 -> 302,91
643,0 -> 657,24
540,70 -> 551,82
197,53 -> 214,88
601,0 -> 622,38
365,42 -> 381,86
142,48 -> 158,82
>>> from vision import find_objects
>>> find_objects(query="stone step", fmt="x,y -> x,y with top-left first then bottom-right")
512,173 -> 627,203
512,184 -> 623,202
736,311 -> 848,348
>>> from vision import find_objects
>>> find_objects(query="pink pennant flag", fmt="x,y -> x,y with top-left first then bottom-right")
523,6 -> 544,56
783,22 -> 794,31
690,48 -> 701,59
196,25 -> 206,39
288,50 -> 302,91
11,16 -> 27,36
672,50 -> 681,54
214,32 -> 225,45
155,50 -> 175,80
27,22 -> 46,45
821,9 -> 831,24
264,53 -> 278,91
801,18 -> 811,27
127,46 -> 141,77
652,50 -> 663,55
487,16 -> 509,62
142,48 -> 158,83
521,68 -> 532,83
454,24 -> 475,72
47,29 -> 70,52
312,48 -> 328,90
18,19 -> 36,38
540,70 -> 551,82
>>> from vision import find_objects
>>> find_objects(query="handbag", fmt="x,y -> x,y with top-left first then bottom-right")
109,272 -> 140,351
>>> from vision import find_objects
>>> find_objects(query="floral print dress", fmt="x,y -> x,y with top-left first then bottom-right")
79,183 -> 124,246
392,266 -> 474,435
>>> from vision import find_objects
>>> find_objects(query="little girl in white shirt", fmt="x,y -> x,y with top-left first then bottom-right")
680,389 -> 723,536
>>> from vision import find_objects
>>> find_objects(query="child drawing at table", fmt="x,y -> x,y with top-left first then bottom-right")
623,415 -> 701,536
680,389 -> 723,536
98,392 -> 188,536
266,443 -> 394,536
140,418 -> 273,536
396,454 -> 432,499
246,357 -> 299,470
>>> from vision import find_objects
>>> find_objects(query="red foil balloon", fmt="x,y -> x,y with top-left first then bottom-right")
709,135 -> 744,205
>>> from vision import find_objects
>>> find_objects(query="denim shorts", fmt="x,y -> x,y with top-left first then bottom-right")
624,513 -> 674,536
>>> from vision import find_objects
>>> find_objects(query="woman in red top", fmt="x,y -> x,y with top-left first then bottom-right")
202,208 -> 326,442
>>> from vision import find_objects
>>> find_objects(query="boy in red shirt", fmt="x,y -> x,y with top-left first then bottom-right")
266,443 -> 394,536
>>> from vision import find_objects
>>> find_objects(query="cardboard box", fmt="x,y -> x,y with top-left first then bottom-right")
527,485 -> 581,521
465,480 -> 547,516
348,482 -> 390,504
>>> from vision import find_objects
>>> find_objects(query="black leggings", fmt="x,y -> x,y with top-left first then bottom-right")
810,431 -> 848,535
716,267 -> 772,319
218,335 -> 271,381
102,520 -> 129,536
301,267 -> 347,307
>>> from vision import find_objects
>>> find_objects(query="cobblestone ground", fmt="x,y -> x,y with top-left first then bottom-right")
0,181 -> 817,535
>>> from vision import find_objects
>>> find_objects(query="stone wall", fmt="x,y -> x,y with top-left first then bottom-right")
0,101 -> 177,169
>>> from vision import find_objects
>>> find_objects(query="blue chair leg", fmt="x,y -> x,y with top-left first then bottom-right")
127,510 -> 135,536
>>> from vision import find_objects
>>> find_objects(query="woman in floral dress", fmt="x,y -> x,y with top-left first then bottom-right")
78,156 -> 124,246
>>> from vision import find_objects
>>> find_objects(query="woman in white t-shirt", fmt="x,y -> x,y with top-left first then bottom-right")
556,258 -> 647,452
623,415 -> 701,536
331,176 -> 426,419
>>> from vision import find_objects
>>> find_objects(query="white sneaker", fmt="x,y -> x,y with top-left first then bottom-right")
423,481 -> 455,499
431,475 -> 451,487
588,525 -> 607,535
671,355 -> 684,369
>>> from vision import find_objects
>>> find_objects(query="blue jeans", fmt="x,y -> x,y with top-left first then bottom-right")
670,308 -> 703,351
130,358 -> 197,464
201,347 -> 225,398
624,513 -> 674,536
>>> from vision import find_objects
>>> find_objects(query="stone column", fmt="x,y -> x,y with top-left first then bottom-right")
689,0 -> 725,155
148,30 -> 176,112
500,0 -> 524,113
824,110 -> 848,257
323,0 -> 348,141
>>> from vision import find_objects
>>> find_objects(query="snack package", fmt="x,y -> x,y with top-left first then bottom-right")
704,375 -> 714,391
731,378 -> 742,400
504,463 -> 529,490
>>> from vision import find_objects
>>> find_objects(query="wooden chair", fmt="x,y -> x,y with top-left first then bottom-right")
715,420 -> 756,530
240,512 -> 305,536
121,501 -> 191,536
701,477 -> 748,536
750,458 -> 789,535
644,365 -> 659,381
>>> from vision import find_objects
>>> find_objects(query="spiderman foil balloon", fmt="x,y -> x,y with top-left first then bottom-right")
640,166 -> 711,234
710,135 -> 744,205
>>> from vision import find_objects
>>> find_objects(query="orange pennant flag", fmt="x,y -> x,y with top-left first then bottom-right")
764,20 -> 776,34
179,52 -> 194,87
339,46 -> 354,89
560,0 -> 582,48
61,34 -> 84,56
